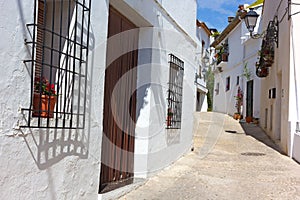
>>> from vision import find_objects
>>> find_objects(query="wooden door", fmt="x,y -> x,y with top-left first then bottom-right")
99,7 -> 138,193
246,80 -> 253,117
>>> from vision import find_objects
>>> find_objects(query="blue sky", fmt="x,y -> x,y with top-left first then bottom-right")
197,0 -> 252,32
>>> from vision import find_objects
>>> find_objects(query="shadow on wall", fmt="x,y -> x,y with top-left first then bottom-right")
22,32 -> 94,170
21,30 -> 95,170
17,0 -> 96,170
22,128 -> 88,170
136,47 -> 179,147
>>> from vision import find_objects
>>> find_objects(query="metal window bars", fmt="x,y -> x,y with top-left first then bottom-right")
166,54 -> 184,129
21,0 -> 91,129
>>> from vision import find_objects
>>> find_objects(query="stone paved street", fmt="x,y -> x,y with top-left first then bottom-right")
119,112 -> 300,200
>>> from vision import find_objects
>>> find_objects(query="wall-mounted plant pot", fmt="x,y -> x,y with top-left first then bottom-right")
221,53 -> 228,62
167,115 -> 173,126
263,58 -> 273,67
256,66 -> 269,78
32,93 -> 57,118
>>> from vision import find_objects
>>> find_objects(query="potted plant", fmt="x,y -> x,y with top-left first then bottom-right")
167,108 -> 173,126
216,44 -> 229,63
32,76 -> 57,118
233,87 -> 243,120
256,66 -> 269,78
245,116 -> 253,123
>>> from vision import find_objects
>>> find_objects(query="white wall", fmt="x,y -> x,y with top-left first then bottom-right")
213,24 -> 244,115
260,0 -> 290,154
213,64 -> 243,115
0,0 -> 109,199
289,0 -> 300,161
243,37 -> 262,119
161,0 -> 198,42
0,0 -> 198,199
195,23 -> 210,112
113,0 -> 197,177
213,7 -> 262,120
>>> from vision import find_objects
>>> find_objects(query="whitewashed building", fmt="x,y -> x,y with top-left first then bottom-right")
211,3 -> 263,121
259,0 -> 300,162
0,0 -> 199,199
195,20 -> 211,112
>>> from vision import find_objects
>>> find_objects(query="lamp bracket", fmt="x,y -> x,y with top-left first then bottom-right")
250,18 -> 278,48
250,31 -> 265,39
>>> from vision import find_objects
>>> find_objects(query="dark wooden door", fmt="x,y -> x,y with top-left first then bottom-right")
246,80 -> 253,117
99,7 -> 138,193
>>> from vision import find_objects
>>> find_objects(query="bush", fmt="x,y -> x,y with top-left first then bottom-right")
207,91 -> 212,112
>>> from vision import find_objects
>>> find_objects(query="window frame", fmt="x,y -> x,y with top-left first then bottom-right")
215,82 -> 220,95
226,76 -> 230,91
166,54 -> 184,129
21,0 -> 92,129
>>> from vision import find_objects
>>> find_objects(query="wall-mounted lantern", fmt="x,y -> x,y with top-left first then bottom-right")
244,8 -> 278,47
244,8 -> 259,35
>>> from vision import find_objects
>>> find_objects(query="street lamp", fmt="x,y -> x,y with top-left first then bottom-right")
244,8 -> 260,38
244,8 -> 278,47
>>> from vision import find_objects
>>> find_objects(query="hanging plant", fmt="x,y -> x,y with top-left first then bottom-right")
258,37 -> 275,69
256,66 -> 269,78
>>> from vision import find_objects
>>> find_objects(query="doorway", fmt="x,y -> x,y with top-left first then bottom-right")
99,6 -> 138,193
246,80 -> 253,117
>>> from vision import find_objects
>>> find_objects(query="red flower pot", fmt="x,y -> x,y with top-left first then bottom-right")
245,116 -> 253,123
32,93 -> 57,118
167,115 -> 173,126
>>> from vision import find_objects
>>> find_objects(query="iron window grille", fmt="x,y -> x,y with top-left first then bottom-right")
21,0 -> 91,129
166,54 -> 184,129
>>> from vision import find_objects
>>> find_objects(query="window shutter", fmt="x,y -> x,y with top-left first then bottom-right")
35,0 -> 45,79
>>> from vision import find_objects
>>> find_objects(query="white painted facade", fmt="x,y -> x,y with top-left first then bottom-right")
260,0 -> 300,162
212,6 -> 262,120
195,21 -> 210,112
0,0 -> 198,199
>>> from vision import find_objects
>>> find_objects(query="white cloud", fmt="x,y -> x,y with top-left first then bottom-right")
197,0 -> 251,31
197,0 -> 235,16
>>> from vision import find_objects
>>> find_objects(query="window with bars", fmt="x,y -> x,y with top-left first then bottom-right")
226,76 -> 230,91
166,54 -> 184,129
21,0 -> 91,129
215,82 -> 220,95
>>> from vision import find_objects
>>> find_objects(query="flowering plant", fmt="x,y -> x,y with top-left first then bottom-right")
234,87 -> 243,114
167,108 -> 174,116
34,77 -> 56,96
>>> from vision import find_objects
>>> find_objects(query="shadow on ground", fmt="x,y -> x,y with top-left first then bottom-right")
239,121 -> 283,154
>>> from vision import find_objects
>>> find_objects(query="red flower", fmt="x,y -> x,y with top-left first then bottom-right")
34,77 -> 56,96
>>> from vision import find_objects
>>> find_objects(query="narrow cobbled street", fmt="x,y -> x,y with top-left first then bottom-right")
120,112 -> 300,200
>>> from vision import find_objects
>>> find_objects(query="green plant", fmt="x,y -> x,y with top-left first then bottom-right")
234,87 -> 243,114
242,62 -> 251,81
207,90 -> 212,111
167,108 -> 173,116
34,77 -> 56,96
211,31 -> 220,38
206,67 -> 214,111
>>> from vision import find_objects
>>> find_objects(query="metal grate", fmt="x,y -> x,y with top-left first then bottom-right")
166,54 -> 184,129
241,152 -> 266,156
21,0 -> 91,129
